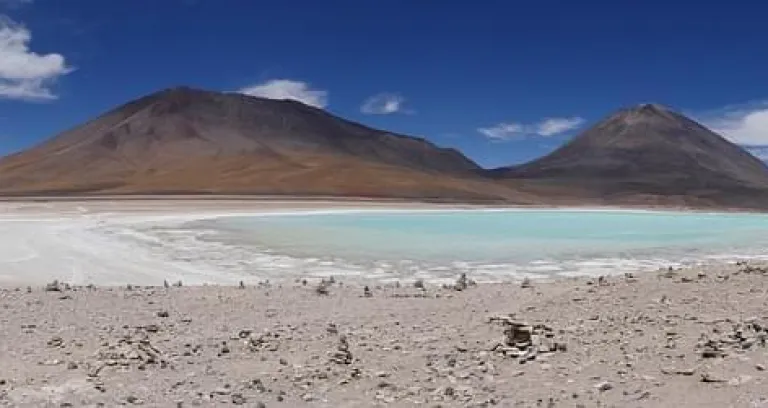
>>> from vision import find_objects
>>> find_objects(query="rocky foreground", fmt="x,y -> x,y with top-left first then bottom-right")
2,264 -> 768,407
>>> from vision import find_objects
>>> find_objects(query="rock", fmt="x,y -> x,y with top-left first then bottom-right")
594,381 -> 613,392
45,280 -> 62,292
363,286 -> 373,297
700,373 -> 726,383
47,336 -> 64,348
756,364 -> 766,371
453,273 -> 471,291
330,335 -> 353,365
157,310 -> 170,318
126,395 -> 143,405
315,280 -> 331,296
520,278 -> 533,289
231,393 -> 247,405
301,393 -> 315,402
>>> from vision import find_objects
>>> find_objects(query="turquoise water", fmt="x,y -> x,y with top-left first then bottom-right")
178,209 -> 768,281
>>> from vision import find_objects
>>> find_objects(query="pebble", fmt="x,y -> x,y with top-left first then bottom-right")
231,393 -> 247,405
594,381 -> 613,392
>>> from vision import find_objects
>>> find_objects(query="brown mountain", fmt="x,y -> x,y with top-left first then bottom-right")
0,87 -> 528,202
2,90 -> 768,209
492,104 -> 768,208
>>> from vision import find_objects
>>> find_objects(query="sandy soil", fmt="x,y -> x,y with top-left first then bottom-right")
1,264 -> 768,407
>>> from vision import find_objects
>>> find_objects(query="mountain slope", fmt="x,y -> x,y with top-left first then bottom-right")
492,104 -> 768,208
0,87 -> 526,201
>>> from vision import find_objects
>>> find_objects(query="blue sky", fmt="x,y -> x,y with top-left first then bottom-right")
2,0 -> 768,168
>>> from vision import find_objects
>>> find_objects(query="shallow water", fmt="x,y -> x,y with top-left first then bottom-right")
132,209 -> 768,282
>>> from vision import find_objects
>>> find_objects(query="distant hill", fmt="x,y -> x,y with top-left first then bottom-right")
491,104 -> 768,208
0,87 -> 527,202
1,89 -> 767,209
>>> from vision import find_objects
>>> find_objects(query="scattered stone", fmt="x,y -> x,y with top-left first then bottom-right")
594,381 -> 613,392
453,273 -> 473,291
490,316 -> 563,363
231,393 -> 247,405
330,335 -> 353,365
44,280 -> 62,292
315,280 -> 331,296
47,336 -> 64,348
701,373 -> 726,383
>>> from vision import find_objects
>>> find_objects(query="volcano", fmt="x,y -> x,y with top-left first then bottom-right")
2,91 -> 768,209
0,87 -> 525,202
492,104 -> 768,208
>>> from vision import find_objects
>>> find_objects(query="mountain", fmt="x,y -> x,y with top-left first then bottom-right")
2,91 -> 767,209
492,104 -> 768,208
0,87 -> 526,201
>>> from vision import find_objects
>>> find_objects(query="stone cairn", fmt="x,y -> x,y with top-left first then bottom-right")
489,315 -> 566,363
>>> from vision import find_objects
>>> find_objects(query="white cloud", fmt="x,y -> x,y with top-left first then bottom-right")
361,92 -> 408,115
536,117 -> 586,136
0,16 -> 71,101
236,79 -> 328,109
478,116 -> 585,141
695,102 -> 768,146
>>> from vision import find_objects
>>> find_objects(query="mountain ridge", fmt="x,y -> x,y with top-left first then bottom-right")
2,87 -> 768,209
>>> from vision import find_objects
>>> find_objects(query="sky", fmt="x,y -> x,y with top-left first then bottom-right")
2,0 -> 768,168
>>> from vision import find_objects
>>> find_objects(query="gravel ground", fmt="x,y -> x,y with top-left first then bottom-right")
2,263 -> 768,407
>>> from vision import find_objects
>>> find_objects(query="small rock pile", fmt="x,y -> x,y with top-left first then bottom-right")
490,315 -> 566,363
246,331 -> 281,352
451,273 -> 476,291
330,335 -> 353,365
697,318 -> 768,359
738,263 -> 768,275
90,334 -> 168,377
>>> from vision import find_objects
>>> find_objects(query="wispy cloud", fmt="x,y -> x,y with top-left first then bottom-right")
478,116 -> 585,141
361,92 -> 410,115
694,101 -> 768,146
236,79 -> 328,109
0,16 -> 72,101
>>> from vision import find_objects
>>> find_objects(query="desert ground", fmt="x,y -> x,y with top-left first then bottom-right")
1,200 -> 767,407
